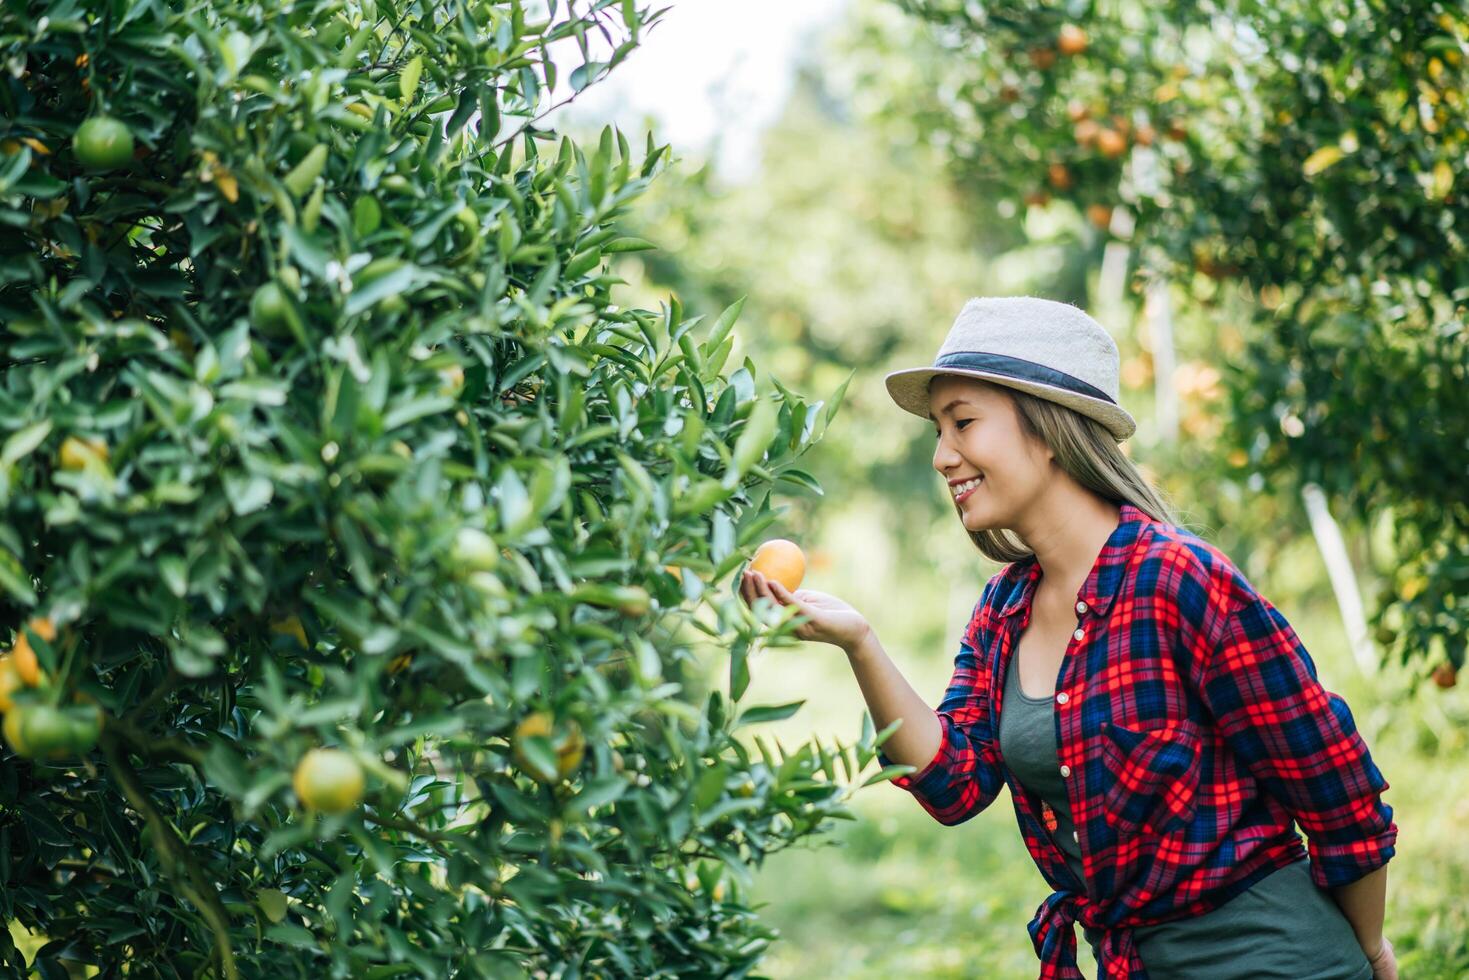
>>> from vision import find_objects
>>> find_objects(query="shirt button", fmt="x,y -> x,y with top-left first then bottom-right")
1056,692 -> 1069,705
1073,830 -> 1080,843
1075,600 -> 1088,614
1059,764 -> 1072,777
1072,628 -> 1085,641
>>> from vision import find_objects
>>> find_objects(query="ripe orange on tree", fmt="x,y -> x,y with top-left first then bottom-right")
1432,662 -> 1458,688
511,711 -> 586,784
58,435 -> 108,471
1057,24 -> 1088,56
1096,128 -> 1128,158
269,616 -> 309,649
293,748 -> 365,813
1087,203 -> 1115,230
749,539 -> 806,593
11,617 -> 57,686
1047,162 -> 1073,190
0,655 -> 24,711
1027,47 -> 1057,70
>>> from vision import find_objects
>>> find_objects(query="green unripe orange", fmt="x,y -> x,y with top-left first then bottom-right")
74,116 -> 134,171
293,748 -> 365,813
249,283 -> 292,337
451,527 -> 500,572
4,704 -> 79,760
256,888 -> 290,924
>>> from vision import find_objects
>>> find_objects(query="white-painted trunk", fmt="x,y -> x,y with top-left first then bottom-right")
1145,275 -> 1179,443
1301,482 -> 1377,676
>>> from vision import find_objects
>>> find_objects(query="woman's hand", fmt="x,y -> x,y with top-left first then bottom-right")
1365,936 -> 1396,980
739,568 -> 871,653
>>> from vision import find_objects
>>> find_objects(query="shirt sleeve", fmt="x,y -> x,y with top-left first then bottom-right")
876,593 -> 1007,826
1197,588 -> 1397,889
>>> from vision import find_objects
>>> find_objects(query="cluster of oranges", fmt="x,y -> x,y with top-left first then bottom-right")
0,617 -> 104,761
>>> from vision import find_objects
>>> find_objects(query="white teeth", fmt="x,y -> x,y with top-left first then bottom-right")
952,477 -> 983,498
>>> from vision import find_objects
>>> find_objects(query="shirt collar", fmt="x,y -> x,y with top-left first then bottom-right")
997,502 -> 1153,620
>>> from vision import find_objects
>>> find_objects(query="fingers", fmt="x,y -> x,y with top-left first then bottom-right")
741,569 -> 784,606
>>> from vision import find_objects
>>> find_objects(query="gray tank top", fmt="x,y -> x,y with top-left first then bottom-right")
997,651 -> 1373,979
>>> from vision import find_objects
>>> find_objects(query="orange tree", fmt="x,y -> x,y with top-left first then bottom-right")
0,0 -> 890,975
882,0 -> 1469,681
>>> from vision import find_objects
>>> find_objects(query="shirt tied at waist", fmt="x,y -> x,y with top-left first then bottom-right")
1029,889 -> 1148,980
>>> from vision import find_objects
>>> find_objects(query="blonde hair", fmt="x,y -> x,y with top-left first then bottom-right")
965,382 -> 1178,564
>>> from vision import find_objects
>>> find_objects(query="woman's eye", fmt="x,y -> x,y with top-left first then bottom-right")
934,420 -> 971,437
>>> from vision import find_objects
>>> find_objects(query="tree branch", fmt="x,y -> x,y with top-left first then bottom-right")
100,733 -> 238,980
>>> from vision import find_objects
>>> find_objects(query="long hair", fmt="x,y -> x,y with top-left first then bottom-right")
966,382 -> 1178,564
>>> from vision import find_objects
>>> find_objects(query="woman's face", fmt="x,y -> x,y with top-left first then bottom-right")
929,375 -> 1053,532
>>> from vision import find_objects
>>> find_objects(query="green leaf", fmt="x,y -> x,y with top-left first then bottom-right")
773,467 -> 823,495
283,144 -> 328,197
345,264 -> 419,317
734,700 -> 805,727
400,56 -> 423,103
862,764 -> 917,788
1,420 -> 52,467
729,637 -> 751,701
704,295 -> 745,355
724,395 -> 780,486
0,548 -> 36,606
353,196 -> 382,238
602,236 -> 657,253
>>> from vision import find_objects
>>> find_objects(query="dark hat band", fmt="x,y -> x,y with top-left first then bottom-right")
933,350 -> 1117,406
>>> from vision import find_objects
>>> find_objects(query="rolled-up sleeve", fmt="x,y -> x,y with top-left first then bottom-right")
877,597 -> 1006,826
1198,589 -> 1397,888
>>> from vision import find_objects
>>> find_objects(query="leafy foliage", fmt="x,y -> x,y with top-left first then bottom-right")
0,0 -> 892,975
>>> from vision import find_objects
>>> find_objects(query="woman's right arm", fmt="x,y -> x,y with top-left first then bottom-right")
742,570 -> 1005,826
859,601 -> 1007,826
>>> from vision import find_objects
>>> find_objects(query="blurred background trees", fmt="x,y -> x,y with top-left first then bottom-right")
552,0 -> 1468,975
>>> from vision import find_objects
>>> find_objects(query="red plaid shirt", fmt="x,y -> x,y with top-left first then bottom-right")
878,503 -> 1396,979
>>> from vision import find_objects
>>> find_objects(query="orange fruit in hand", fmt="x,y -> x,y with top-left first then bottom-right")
11,617 -> 57,687
749,539 -> 806,593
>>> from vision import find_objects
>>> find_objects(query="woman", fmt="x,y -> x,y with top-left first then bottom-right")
739,296 -> 1398,979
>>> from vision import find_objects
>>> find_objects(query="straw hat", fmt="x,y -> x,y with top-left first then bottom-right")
884,296 -> 1137,442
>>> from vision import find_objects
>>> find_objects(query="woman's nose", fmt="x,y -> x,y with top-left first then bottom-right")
933,440 -> 960,472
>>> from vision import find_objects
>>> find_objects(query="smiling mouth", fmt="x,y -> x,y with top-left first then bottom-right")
952,477 -> 983,503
